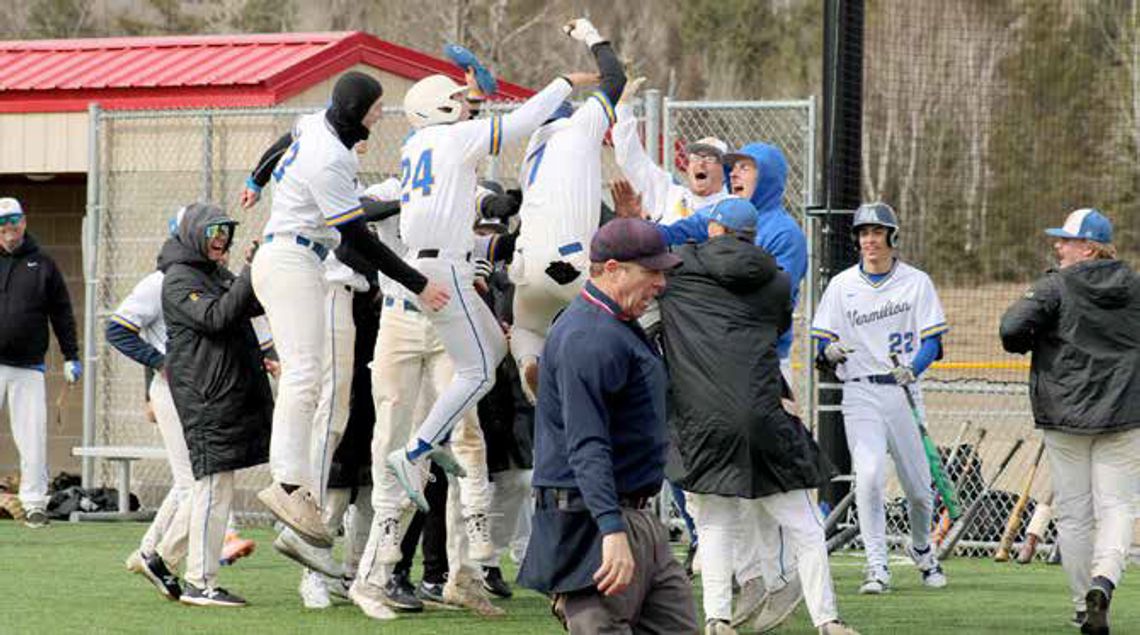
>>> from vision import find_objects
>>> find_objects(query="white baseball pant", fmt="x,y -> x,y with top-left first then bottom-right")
693,491 -> 839,627
185,470 -> 235,590
508,244 -> 589,367
139,373 -> 193,565
1044,427 -> 1139,611
479,468 -> 533,568
842,380 -> 934,572
251,239 -> 328,488
311,283 -> 356,508
402,255 -> 506,459
0,364 -> 48,511
324,485 -> 373,579
357,300 -> 491,590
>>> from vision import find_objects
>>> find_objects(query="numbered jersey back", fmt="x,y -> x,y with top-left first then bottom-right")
399,117 -> 504,254
810,260 -> 948,380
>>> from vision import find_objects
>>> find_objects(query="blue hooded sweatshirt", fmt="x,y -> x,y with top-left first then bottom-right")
656,142 -> 807,359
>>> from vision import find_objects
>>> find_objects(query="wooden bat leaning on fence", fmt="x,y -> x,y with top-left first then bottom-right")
933,426 -> 988,546
1016,490 -> 1054,564
994,441 -> 1046,562
936,437 -> 1024,560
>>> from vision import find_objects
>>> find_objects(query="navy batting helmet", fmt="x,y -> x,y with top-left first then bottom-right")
851,202 -> 900,247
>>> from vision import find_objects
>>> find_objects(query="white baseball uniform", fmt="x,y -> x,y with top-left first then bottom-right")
810,259 -> 949,572
397,77 -> 571,459
612,102 -> 729,224
251,109 -> 366,489
509,90 -> 616,371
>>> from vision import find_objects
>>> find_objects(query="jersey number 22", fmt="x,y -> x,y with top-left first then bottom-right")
888,331 -> 915,355
401,150 -> 435,202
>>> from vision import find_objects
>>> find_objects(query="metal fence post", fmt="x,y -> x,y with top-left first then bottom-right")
645,89 -> 662,166
805,97 -> 818,430
203,113 -> 214,201
81,102 -> 101,488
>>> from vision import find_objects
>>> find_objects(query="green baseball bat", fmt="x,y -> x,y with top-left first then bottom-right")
890,354 -> 961,519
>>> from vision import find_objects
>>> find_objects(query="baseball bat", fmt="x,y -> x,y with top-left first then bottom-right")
933,426 -> 987,545
890,354 -> 960,519
1016,490 -> 1054,564
994,441 -> 1046,562
936,437 -> 1024,560
943,420 -> 972,476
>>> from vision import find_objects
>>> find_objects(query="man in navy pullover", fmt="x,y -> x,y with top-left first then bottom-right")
518,218 -> 697,633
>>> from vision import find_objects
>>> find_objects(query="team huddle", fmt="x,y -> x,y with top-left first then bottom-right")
47,14 -> 1129,635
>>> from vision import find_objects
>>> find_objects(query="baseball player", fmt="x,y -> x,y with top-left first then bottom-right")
385,61 -> 597,511
612,80 -> 730,224
510,17 -> 625,402
0,197 -> 81,529
810,202 -> 949,594
248,71 -> 449,549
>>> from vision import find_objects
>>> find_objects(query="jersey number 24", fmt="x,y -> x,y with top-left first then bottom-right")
401,150 -> 435,202
888,331 -> 915,355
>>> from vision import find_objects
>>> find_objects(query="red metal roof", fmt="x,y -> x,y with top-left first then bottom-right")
0,32 -> 534,113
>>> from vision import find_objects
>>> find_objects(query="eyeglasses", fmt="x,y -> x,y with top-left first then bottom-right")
688,153 -> 722,165
0,215 -> 23,227
204,224 -> 234,240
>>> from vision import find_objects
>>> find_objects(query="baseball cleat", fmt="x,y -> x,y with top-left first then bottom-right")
384,571 -> 425,612
907,544 -> 947,588
416,579 -> 447,604
731,576 -> 767,628
819,619 -> 861,635
257,483 -> 333,548
23,508 -> 48,528
349,579 -> 398,621
386,449 -> 430,512
752,573 -> 803,633
140,552 -> 182,601
858,567 -> 890,595
444,44 -> 498,96
443,569 -> 505,617
179,584 -> 247,607
298,569 -> 331,609
482,566 -> 513,599
220,533 -> 256,566
273,527 -> 345,578
428,446 -> 468,478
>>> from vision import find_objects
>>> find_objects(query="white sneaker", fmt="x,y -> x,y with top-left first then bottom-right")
906,544 -> 947,588
752,574 -> 803,633
299,569 -> 331,609
858,567 -> 890,595
375,515 -> 405,566
386,449 -> 430,512
819,619 -> 861,634
443,569 -> 505,617
257,483 -> 333,548
466,513 -> 494,562
274,527 -> 345,578
349,580 -> 398,621
705,619 -> 738,634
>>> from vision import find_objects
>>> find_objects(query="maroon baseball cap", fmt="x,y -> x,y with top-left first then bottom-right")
590,218 -> 682,271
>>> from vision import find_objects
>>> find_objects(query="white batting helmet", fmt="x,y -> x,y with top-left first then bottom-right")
404,75 -> 467,129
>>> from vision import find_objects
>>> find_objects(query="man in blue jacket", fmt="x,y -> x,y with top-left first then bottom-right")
518,218 -> 697,633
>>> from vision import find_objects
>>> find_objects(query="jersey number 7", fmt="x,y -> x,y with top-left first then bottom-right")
401,149 -> 435,202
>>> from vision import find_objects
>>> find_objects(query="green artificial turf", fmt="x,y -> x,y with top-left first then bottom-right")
0,522 -> 1134,634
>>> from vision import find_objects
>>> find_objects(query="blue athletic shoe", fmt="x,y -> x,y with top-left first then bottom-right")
445,44 -> 498,96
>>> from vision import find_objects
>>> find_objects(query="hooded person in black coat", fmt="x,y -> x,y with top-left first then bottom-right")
658,198 -> 853,634
156,202 -> 272,607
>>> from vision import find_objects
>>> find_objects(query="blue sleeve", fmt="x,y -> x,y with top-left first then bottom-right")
105,321 -> 164,370
911,334 -> 942,376
759,222 -> 808,290
656,214 -> 709,247
557,331 -> 628,536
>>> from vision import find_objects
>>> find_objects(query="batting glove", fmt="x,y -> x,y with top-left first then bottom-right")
823,342 -> 851,365
563,18 -> 605,48
473,258 -> 494,282
64,360 -> 83,384
890,365 -> 917,386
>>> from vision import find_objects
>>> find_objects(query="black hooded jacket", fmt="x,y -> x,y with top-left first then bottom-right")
0,233 -> 78,367
659,235 -> 835,497
158,203 -> 272,478
1000,259 -> 1140,434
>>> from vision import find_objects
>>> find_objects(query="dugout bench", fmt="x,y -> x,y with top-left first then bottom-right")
70,446 -> 165,522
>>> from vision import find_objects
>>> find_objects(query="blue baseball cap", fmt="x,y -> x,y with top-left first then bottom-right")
1045,208 -> 1113,244
702,197 -> 758,233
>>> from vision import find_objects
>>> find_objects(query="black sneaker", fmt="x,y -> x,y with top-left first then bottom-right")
1081,586 -> 1110,635
1071,611 -> 1088,628
482,566 -> 513,599
384,571 -> 424,612
23,509 -> 49,528
141,552 -> 182,601
416,579 -> 446,604
179,584 -> 247,607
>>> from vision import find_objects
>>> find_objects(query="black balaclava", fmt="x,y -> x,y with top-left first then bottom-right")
326,71 -> 384,150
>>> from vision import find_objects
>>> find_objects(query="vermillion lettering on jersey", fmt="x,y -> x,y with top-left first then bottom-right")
846,300 -> 912,327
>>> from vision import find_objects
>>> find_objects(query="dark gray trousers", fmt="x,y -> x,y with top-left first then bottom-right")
556,509 -> 699,634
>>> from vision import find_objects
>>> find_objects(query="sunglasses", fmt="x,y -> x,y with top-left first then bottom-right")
0,215 -> 24,227
204,224 -> 234,240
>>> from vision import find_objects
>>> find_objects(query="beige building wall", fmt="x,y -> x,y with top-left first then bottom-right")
0,113 -> 89,175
